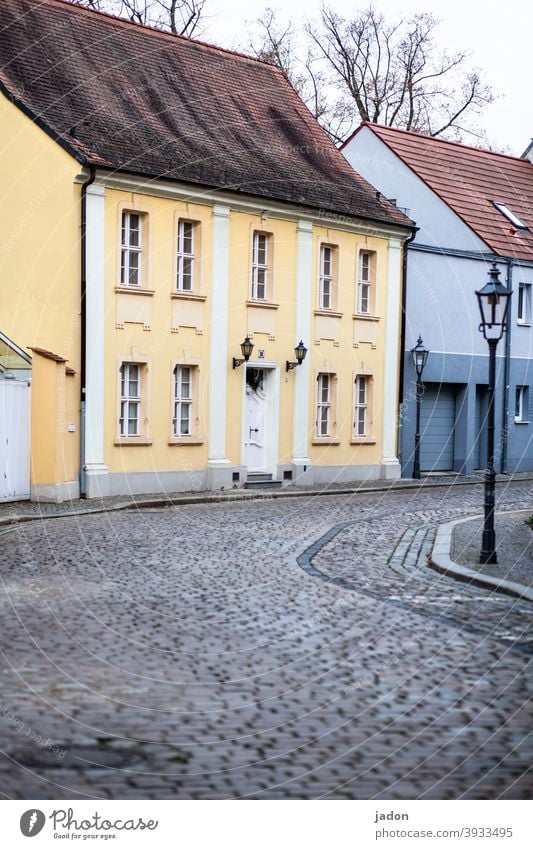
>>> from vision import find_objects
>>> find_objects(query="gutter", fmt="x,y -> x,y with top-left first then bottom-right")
79,166 -> 96,498
501,259 -> 513,473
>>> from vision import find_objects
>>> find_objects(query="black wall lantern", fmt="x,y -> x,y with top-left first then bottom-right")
232,336 -> 254,369
286,340 -> 308,372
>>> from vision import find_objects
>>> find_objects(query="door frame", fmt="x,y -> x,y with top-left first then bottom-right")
240,361 -> 280,477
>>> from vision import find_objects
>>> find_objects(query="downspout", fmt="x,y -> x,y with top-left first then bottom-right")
80,165 -> 96,498
398,228 -> 417,469
501,258 -> 513,473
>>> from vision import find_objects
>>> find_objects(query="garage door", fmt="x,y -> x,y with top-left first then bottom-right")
420,384 -> 455,471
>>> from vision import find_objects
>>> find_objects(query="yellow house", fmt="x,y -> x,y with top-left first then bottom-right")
0,0 -> 413,501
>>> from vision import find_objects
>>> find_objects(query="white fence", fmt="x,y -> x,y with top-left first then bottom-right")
0,378 -> 31,501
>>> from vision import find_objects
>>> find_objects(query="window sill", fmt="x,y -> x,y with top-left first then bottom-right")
517,320 -> 531,327
246,300 -> 279,310
314,309 -> 343,318
312,437 -> 340,445
114,437 -> 153,445
350,437 -> 377,444
514,419 -> 529,425
115,286 -> 155,296
171,292 -> 207,301
353,313 -> 380,322
168,436 -> 205,445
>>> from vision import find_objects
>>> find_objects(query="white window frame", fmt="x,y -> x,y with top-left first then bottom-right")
176,220 -> 195,292
119,363 -> 141,436
319,244 -> 334,310
251,231 -> 268,301
354,375 -> 368,436
316,373 -> 331,436
357,251 -> 372,314
515,385 -> 528,423
173,365 -> 193,436
517,282 -> 531,325
120,211 -> 142,287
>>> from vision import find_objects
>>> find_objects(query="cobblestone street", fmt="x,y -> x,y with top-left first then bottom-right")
0,481 -> 531,800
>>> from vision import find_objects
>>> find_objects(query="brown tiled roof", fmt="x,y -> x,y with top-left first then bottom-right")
0,0 -> 412,229
344,123 -> 533,261
29,347 -> 67,363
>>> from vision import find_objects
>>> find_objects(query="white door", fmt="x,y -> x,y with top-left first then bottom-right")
0,379 -> 31,500
244,368 -> 266,471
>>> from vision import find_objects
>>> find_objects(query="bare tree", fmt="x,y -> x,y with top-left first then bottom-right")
307,6 -> 494,141
65,0 -> 206,37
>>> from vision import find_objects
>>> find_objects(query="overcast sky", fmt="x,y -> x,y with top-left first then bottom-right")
200,0 -> 532,156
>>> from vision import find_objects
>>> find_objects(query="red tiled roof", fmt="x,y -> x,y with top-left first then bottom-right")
347,123 -> 533,261
0,0 -> 412,229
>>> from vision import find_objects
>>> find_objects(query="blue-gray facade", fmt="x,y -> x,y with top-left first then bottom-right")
343,126 -> 533,476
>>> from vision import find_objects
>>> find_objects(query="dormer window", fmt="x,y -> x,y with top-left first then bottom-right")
492,201 -> 528,230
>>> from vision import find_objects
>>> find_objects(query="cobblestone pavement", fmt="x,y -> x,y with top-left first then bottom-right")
453,512 -> 533,588
0,481 -> 531,800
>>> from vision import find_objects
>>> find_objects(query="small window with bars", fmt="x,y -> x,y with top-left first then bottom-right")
119,363 -> 141,436
173,365 -> 193,436
177,220 -> 195,291
120,211 -> 142,286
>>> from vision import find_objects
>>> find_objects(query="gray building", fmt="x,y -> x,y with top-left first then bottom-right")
342,123 -> 533,475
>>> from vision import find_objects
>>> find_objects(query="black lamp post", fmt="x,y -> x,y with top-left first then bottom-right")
410,335 -> 429,480
286,340 -> 308,372
475,263 -> 512,564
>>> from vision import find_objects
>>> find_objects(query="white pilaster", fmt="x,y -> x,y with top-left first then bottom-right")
381,236 -> 403,479
84,182 -> 109,491
207,205 -> 231,479
291,220 -> 313,474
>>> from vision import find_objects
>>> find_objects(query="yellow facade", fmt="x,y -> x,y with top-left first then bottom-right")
1,93 -> 408,500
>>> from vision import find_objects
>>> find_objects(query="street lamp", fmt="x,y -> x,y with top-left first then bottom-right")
286,340 -> 308,372
410,335 -> 429,480
475,263 -> 512,564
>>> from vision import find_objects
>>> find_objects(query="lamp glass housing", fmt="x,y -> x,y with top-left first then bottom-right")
241,336 -> 254,361
476,264 -> 512,342
295,340 -> 307,365
410,335 -> 429,378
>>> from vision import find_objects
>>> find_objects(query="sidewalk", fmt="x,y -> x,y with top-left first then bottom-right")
1,471 -> 533,526
430,508 -> 533,602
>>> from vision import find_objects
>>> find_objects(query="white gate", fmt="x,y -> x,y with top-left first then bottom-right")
0,379 -> 31,501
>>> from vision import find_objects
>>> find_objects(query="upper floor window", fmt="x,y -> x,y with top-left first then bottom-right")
120,211 -> 143,287
119,363 -> 141,436
173,365 -> 193,436
515,385 -> 529,423
176,220 -> 195,292
357,250 -> 376,314
319,244 -> 336,310
251,231 -> 270,301
517,282 -> 532,324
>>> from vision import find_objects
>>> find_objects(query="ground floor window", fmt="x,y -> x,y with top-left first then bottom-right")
120,363 -> 142,436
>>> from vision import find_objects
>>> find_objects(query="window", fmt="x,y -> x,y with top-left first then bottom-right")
119,363 -> 141,435
517,282 -> 532,324
120,211 -> 143,286
316,373 -> 331,436
354,376 -> 368,436
176,220 -> 195,291
515,385 -> 528,422
357,250 -> 375,314
251,232 -> 269,300
492,201 -> 528,231
173,366 -> 193,436
319,244 -> 335,310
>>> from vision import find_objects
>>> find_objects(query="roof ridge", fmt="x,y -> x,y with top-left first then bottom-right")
365,121 -> 532,166
44,0 -> 280,71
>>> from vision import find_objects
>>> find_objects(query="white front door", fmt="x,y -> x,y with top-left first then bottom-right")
244,368 -> 267,471
0,379 -> 31,501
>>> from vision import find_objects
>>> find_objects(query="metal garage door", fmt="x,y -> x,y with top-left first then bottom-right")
0,378 -> 31,500
420,384 -> 455,471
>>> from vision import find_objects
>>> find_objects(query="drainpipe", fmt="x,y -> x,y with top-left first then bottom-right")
398,228 -> 417,469
501,258 -> 513,473
80,166 -> 96,498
